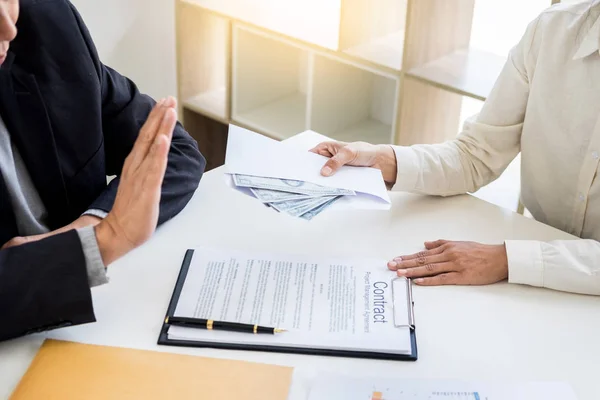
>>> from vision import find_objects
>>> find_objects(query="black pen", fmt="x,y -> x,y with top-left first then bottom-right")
165,316 -> 286,334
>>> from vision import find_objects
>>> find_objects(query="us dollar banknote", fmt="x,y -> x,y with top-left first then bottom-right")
233,174 -> 355,197
269,195 -> 338,218
299,196 -> 342,220
250,187 -> 319,203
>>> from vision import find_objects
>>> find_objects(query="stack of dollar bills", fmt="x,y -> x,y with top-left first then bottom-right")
232,174 -> 355,220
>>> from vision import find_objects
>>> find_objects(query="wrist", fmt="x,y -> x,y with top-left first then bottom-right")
495,243 -> 509,281
374,145 -> 398,186
95,217 -> 131,266
72,215 -> 102,230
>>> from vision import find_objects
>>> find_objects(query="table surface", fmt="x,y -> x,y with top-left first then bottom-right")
1,167 -> 599,400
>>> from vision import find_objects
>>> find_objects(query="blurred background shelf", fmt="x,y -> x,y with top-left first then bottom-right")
177,2 -> 230,122
183,88 -> 228,123
339,0 -> 407,70
180,0 -> 342,50
407,49 -> 506,100
331,120 -> 393,145
342,31 -> 405,72
176,0 -> 571,211
310,54 -> 398,144
231,25 -> 310,140
234,93 -> 307,140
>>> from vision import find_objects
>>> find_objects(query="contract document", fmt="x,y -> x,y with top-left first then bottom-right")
164,248 -> 417,360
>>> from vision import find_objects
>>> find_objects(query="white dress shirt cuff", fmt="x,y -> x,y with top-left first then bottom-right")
76,226 -> 109,288
390,146 -> 420,192
83,209 -> 109,219
505,240 -> 544,287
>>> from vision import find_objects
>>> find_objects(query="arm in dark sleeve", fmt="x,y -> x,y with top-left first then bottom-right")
69,4 -> 206,224
0,231 -> 95,342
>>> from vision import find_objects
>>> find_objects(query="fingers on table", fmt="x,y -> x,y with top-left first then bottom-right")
386,244 -> 456,280
425,239 -> 449,250
387,247 -> 446,270
414,272 -> 460,286
396,261 -> 454,279
391,253 -> 449,272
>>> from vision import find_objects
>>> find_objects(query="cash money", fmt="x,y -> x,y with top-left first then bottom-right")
250,187 -> 319,203
233,174 -> 355,197
299,196 -> 342,220
269,195 -> 337,218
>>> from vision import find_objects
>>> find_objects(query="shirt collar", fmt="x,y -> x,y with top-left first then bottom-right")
573,2 -> 600,60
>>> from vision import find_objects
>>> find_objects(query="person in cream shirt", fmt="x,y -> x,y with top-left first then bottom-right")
312,0 -> 600,296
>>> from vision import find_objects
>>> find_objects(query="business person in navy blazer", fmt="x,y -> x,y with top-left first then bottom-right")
0,0 -> 205,342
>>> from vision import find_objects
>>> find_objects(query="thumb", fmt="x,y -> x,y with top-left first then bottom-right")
425,239 -> 448,250
320,147 -> 355,177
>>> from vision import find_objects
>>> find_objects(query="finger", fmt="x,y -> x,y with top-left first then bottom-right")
310,147 -> 334,158
140,108 -> 176,185
413,272 -> 461,286
163,96 -> 177,109
158,106 -> 177,143
387,247 -> 446,270
320,147 -> 355,177
390,253 -> 449,271
309,143 -> 328,154
140,98 -> 169,144
396,262 -> 455,278
425,239 -> 448,250
310,142 -> 341,159
129,99 -> 169,169
143,134 -> 171,189
396,247 -> 446,261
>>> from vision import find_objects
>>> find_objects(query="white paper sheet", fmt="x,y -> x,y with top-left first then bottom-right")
224,125 -> 391,210
169,248 -> 412,355
307,374 -> 578,400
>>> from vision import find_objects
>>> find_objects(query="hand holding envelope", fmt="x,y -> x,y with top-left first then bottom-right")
225,125 -> 391,218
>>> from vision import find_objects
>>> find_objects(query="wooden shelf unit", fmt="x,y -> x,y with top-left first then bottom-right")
231,26 -> 310,140
175,0 -> 566,148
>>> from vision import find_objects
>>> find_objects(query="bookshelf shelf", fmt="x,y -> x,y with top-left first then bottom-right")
176,0 -> 564,149
231,25 -> 310,139
177,3 -> 230,121
310,54 -> 398,144
407,49 -> 507,101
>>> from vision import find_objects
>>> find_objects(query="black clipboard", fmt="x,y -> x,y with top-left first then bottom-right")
158,249 -> 418,361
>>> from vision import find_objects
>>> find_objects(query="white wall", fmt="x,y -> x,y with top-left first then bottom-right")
70,0 -> 177,100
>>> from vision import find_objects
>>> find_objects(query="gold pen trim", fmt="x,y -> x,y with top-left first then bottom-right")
253,324 -> 258,334
207,320 -> 214,330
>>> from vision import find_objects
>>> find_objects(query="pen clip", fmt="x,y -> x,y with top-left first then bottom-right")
391,277 -> 415,330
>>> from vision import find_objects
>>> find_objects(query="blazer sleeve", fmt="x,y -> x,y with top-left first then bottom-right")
68,3 -> 206,224
0,231 -> 95,342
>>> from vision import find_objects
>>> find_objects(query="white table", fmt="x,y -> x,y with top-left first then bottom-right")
1,168 -> 599,399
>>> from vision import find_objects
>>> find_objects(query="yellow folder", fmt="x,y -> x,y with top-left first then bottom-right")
11,339 -> 293,400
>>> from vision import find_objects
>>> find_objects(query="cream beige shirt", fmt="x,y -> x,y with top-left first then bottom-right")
392,0 -> 600,295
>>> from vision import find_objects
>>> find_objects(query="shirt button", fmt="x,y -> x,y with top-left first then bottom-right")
593,151 -> 599,160
579,193 -> 586,202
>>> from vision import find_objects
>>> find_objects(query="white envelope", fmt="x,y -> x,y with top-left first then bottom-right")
224,125 -> 391,210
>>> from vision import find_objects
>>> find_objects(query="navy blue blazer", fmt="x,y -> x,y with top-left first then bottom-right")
0,0 -> 206,341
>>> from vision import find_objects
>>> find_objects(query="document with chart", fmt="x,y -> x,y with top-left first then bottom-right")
160,247 -> 417,360
306,374 -> 577,400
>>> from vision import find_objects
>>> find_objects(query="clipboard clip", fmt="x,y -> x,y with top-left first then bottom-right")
391,277 -> 415,330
